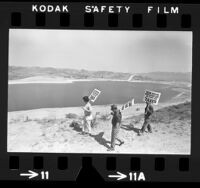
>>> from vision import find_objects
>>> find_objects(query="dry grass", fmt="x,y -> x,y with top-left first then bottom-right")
98,113 -> 111,121
65,113 -> 79,119
151,101 -> 191,123
129,101 -> 191,124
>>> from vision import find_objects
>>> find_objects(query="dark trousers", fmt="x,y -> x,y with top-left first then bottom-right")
111,123 -> 123,148
141,117 -> 152,133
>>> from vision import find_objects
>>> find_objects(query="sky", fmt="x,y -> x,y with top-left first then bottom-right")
9,29 -> 192,73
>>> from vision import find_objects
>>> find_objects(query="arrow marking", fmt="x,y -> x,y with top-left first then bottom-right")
20,170 -> 39,179
108,171 -> 127,181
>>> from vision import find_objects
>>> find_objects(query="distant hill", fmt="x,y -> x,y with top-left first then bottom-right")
9,66 -> 131,80
130,72 -> 192,83
9,66 -> 191,83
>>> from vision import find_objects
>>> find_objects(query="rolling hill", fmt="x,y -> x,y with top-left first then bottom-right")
9,66 -> 191,83
130,72 -> 192,83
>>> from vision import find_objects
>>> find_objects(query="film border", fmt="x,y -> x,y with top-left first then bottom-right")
0,2 -> 199,182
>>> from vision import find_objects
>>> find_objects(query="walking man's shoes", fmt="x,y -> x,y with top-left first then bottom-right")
107,147 -> 115,151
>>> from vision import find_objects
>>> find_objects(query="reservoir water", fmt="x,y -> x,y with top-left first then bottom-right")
8,81 -> 179,112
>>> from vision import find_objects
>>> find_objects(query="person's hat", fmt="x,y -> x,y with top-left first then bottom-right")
111,104 -> 118,110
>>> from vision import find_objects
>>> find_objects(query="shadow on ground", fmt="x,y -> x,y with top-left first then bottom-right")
70,121 -> 110,149
90,132 -> 110,149
121,123 -> 141,134
70,121 -> 82,132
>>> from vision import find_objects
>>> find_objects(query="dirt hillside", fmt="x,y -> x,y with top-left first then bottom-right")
8,102 -> 191,154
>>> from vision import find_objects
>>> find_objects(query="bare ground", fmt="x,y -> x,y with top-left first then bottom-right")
7,101 -> 191,154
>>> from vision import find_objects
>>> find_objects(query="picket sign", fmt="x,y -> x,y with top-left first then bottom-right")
121,99 -> 135,111
143,90 -> 161,105
89,88 -> 101,102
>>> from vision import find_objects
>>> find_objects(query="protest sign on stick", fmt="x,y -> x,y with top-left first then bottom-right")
143,90 -> 161,105
121,99 -> 135,111
89,88 -> 101,102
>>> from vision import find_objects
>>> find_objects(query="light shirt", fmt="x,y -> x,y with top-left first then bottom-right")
83,102 -> 92,116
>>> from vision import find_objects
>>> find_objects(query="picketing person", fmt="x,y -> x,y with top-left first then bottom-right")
82,96 -> 93,135
79,90 -> 156,150
138,101 -> 154,135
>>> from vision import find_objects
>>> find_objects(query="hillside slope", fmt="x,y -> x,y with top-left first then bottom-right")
8,102 -> 191,154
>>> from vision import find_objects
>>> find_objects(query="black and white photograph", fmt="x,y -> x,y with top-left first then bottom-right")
8,29 -> 192,154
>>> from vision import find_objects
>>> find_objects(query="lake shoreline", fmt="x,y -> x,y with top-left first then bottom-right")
8,77 -> 191,87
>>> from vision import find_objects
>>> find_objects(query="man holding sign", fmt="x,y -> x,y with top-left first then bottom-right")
138,101 -> 154,135
138,90 -> 161,135
82,96 -> 93,135
81,89 -> 101,134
